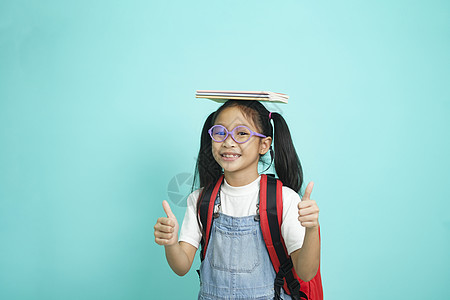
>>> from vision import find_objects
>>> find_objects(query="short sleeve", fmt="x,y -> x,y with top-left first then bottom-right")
178,189 -> 202,249
280,187 -> 305,255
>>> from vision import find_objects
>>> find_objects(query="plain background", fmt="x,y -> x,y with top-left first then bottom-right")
1,0 -> 449,299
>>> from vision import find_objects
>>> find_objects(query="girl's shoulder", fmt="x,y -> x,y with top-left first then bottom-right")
185,187 -> 204,208
188,187 -> 203,196
281,185 -> 301,203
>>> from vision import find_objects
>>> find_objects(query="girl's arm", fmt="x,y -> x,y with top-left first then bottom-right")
291,182 -> 320,282
291,227 -> 320,282
154,200 -> 197,276
164,242 -> 197,276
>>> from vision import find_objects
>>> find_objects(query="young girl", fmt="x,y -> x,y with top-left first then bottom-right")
154,100 -> 320,299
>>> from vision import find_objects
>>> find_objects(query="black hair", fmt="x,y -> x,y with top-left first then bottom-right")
191,100 -> 304,235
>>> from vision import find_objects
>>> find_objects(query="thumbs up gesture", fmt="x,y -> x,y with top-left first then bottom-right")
154,200 -> 179,246
298,182 -> 320,228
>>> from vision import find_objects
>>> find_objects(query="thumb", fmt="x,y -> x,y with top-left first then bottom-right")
162,200 -> 175,219
302,181 -> 314,201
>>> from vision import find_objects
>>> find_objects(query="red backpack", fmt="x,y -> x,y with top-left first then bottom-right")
198,174 -> 323,300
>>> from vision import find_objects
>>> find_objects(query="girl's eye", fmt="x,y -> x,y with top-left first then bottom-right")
237,131 -> 249,136
213,129 -> 226,136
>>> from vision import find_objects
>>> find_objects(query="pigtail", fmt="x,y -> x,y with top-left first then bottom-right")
271,112 -> 303,193
192,110 -> 223,198
192,112 -> 223,240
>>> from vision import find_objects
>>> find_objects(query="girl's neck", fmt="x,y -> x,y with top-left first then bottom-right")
223,170 -> 260,187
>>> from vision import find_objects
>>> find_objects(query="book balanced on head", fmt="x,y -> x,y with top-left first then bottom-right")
195,90 -> 289,104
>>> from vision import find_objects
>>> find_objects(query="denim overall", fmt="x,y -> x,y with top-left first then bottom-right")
198,188 -> 291,300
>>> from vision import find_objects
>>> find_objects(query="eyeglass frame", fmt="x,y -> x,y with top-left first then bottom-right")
208,124 -> 267,144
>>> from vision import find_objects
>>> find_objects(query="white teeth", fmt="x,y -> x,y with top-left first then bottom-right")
223,154 -> 240,158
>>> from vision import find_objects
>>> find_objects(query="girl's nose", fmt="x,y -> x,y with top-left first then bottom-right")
222,134 -> 237,147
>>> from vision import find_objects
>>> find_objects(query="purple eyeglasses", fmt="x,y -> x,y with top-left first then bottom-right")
208,124 -> 267,144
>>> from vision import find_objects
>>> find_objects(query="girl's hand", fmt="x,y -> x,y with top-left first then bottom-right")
154,200 -> 179,246
298,182 -> 319,228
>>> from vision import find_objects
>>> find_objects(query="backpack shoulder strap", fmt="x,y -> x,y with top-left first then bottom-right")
198,175 -> 223,261
259,174 -> 308,300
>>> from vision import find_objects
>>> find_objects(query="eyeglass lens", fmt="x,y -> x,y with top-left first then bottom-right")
211,126 -> 252,143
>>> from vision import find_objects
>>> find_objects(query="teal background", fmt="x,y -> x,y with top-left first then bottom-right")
1,0 -> 449,299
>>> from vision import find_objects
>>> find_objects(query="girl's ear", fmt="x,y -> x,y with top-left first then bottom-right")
259,137 -> 272,155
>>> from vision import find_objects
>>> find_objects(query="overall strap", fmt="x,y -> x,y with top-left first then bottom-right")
199,175 -> 224,261
259,174 -> 308,300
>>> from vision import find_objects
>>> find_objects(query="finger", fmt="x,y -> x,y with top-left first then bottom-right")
155,237 -> 172,245
154,223 -> 174,233
154,231 -> 174,240
301,181 -> 314,201
298,214 -> 318,223
162,200 -> 176,219
298,199 -> 317,210
299,221 -> 318,228
157,217 -> 175,227
298,206 -> 319,217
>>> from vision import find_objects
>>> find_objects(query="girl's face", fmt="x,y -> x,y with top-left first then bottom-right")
211,106 -> 272,181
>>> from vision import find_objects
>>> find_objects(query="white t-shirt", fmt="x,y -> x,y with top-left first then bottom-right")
179,175 -> 305,255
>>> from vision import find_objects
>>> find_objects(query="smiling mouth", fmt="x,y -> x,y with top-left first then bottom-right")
221,154 -> 241,158
221,154 -> 241,161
